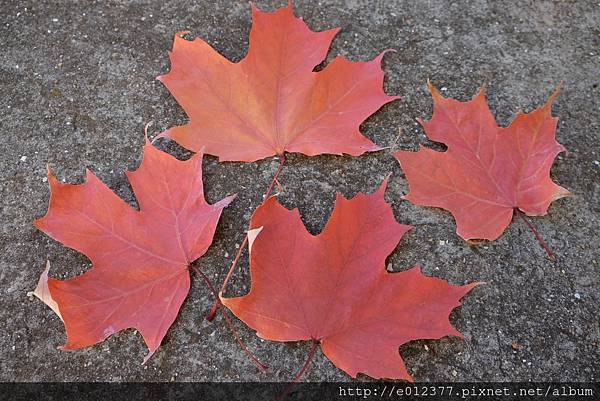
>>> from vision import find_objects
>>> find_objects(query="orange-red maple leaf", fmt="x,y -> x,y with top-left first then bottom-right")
395,84 -> 569,241
222,181 -> 477,380
157,2 -> 397,162
33,140 -> 234,362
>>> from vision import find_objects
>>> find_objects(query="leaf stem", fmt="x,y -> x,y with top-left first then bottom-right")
206,154 -> 286,321
263,153 -> 286,200
191,265 -> 268,372
206,236 -> 248,321
515,209 -> 555,260
277,339 -> 319,401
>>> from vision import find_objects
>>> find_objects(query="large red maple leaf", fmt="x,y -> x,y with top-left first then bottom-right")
157,2 -> 397,162
32,140 -> 233,361
395,83 -> 569,241
222,182 -> 477,380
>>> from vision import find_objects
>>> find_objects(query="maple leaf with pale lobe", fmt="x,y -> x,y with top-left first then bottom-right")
33,141 -> 233,361
222,181 -> 477,380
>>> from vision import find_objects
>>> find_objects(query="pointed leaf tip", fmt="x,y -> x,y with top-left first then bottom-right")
374,49 -> 396,64
427,80 -> 443,101
544,82 -> 563,110
475,85 -> 487,99
142,347 -> 157,365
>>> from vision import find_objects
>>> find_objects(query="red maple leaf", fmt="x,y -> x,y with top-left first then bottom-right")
32,140 -> 233,362
157,2 -> 397,162
222,181 -> 477,380
395,83 -> 569,242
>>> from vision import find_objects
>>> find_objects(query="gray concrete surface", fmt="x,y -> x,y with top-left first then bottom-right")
1,0 -> 599,383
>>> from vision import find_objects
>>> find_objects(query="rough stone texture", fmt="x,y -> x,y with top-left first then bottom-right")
1,0 -> 598,383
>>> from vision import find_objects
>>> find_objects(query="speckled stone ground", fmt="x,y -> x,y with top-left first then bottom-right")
1,0 -> 598,383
